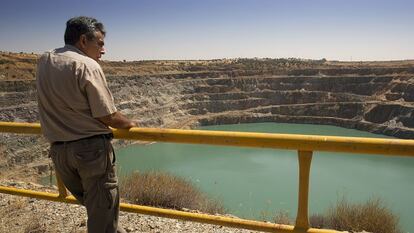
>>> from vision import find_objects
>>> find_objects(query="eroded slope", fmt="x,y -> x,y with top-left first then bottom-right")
0,53 -> 413,179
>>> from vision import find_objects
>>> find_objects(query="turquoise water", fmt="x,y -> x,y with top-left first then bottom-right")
115,123 -> 413,232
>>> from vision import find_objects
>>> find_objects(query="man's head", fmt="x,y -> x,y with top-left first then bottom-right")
64,16 -> 106,61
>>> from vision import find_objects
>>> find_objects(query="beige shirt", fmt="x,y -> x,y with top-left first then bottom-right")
36,45 -> 117,143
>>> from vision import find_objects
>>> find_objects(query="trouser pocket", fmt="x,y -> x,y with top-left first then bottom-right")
100,141 -> 119,210
106,180 -> 118,210
72,137 -> 107,179
99,173 -> 118,209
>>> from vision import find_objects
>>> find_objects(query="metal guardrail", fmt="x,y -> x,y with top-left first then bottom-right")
1,121 -> 414,232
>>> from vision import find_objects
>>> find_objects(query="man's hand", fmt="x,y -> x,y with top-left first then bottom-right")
97,112 -> 137,129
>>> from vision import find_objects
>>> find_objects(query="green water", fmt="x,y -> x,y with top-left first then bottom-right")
101,123 -> 414,231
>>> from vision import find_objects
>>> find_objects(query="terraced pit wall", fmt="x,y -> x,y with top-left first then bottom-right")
1,71 -> 414,179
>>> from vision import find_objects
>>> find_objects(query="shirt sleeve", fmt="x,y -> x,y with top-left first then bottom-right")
83,65 -> 117,118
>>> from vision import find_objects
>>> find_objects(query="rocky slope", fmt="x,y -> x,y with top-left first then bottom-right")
0,53 -> 414,180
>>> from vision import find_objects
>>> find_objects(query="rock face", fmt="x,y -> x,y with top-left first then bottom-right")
183,75 -> 414,139
1,62 -> 414,179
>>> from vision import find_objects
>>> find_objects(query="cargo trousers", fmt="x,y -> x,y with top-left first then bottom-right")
50,134 -> 125,233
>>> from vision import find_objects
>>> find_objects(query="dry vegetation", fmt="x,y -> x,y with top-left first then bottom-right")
119,171 -> 225,214
266,198 -> 402,233
120,171 -> 403,232
2,51 -> 413,81
323,198 -> 402,233
0,52 -> 37,80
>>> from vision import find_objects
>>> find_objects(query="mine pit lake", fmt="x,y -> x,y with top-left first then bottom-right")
115,123 -> 414,232
41,123 -> 413,231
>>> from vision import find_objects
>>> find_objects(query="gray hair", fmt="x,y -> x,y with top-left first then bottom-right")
64,16 -> 106,45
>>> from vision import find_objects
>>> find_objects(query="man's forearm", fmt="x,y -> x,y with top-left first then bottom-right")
97,112 -> 137,129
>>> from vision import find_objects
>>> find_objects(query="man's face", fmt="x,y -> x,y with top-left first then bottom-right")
79,31 -> 106,61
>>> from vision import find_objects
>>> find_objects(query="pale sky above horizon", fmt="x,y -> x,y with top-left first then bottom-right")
0,0 -> 413,61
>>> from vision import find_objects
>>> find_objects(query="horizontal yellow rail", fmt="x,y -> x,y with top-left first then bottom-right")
2,121 -> 414,156
2,121 -> 413,232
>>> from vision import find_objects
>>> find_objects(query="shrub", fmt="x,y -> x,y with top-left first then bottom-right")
119,171 -> 225,214
269,198 -> 402,233
273,210 -> 291,225
324,197 -> 402,233
308,197 -> 402,233
309,213 -> 328,229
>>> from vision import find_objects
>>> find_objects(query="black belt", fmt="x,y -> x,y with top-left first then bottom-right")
52,133 -> 113,145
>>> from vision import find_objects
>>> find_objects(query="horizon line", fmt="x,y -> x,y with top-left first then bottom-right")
2,50 -> 414,63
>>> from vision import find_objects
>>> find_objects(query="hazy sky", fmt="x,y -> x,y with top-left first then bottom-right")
0,0 -> 413,61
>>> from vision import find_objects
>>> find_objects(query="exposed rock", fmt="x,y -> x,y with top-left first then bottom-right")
1,71 -> 414,180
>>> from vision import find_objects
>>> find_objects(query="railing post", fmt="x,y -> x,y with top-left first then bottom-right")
55,172 -> 68,198
295,150 -> 313,230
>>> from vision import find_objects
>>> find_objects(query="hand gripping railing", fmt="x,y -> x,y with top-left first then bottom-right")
1,122 -> 414,232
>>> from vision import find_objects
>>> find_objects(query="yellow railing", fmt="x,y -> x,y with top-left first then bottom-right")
1,121 -> 414,233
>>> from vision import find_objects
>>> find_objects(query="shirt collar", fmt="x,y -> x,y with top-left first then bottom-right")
64,44 -> 87,56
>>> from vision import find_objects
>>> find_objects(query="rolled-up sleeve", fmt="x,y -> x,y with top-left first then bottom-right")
83,66 -> 117,118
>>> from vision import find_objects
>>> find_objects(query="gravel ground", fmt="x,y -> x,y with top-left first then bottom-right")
0,180 -> 262,233
0,180 -> 371,233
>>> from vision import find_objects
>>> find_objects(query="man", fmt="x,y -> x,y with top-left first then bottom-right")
36,16 -> 135,233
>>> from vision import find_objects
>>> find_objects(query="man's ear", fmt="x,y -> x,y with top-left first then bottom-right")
79,34 -> 87,49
